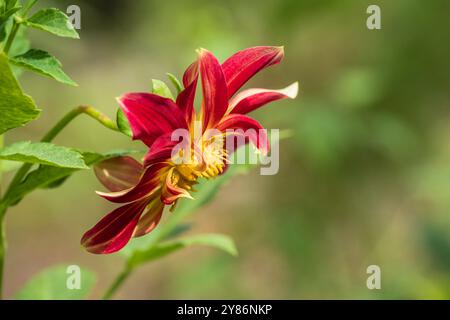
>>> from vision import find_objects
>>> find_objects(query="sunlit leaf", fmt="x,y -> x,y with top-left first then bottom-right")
128,234 -> 238,267
25,8 -> 79,39
16,265 -> 96,300
0,141 -> 87,168
166,72 -> 182,95
162,223 -> 192,240
0,0 -> 21,41
116,108 -> 132,137
10,49 -> 77,86
4,149 -> 138,206
0,52 -> 40,134
4,0 -> 19,11
151,79 -> 174,100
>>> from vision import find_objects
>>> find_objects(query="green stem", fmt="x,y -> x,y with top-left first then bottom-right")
3,0 -> 38,55
4,106 -> 118,197
102,266 -> 132,300
0,133 -> 4,299
0,134 -> 3,197
22,0 -> 38,16
0,205 -> 6,300
41,105 -> 118,143
0,106 -> 118,299
3,19 -> 20,55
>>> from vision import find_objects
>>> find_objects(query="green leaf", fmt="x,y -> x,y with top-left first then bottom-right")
0,53 -> 40,134
81,149 -> 141,166
10,49 -> 77,86
163,223 -> 192,240
4,0 -> 18,11
128,234 -> 238,268
15,265 -> 96,300
151,79 -> 174,100
0,141 -> 88,169
116,108 -> 132,137
8,27 -> 31,77
0,1 -> 21,43
4,149 -> 138,206
8,25 -> 29,55
43,174 -> 69,189
0,5 -> 20,34
25,8 -> 79,39
0,0 -> 20,18
166,72 -> 182,95
0,23 -> 7,43
2,5 -> 19,17
5,165 -> 74,206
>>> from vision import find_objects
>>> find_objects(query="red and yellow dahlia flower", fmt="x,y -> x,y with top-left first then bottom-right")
81,46 -> 298,254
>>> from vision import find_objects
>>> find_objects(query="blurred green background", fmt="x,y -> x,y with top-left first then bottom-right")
3,0 -> 450,299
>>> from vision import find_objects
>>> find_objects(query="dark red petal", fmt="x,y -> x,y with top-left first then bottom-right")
222,46 -> 284,98
198,48 -> 228,130
94,156 -> 144,192
217,114 -> 269,155
176,61 -> 199,125
117,93 -> 188,147
81,200 -> 148,254
229,82 -> 298,115
182,61 -> 199,88
134,200 -> 164,237
143,132 -> 180,167
96,162 -> 168,203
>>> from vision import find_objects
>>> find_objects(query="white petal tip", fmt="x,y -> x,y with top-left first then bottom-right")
283,82 -> 299,99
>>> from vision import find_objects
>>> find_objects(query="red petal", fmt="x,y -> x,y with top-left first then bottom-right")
117,93 -> 188,147
198,48 -> 228,130
182,61 -> 199,88
222,46 -> 284,98
143,132 -> 181,167
134,200 -> 164,237
94,156 -> 144,192
229,82 -> 298,115
96,162 -> 168,203
176,61 -> 199,125
81,200 -> 148,254
217,114 -> 269,155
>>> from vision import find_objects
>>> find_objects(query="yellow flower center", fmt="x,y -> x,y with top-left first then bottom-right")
171,132 -> 227,192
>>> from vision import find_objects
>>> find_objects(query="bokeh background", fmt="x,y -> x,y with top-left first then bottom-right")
3,0 -> 450,299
